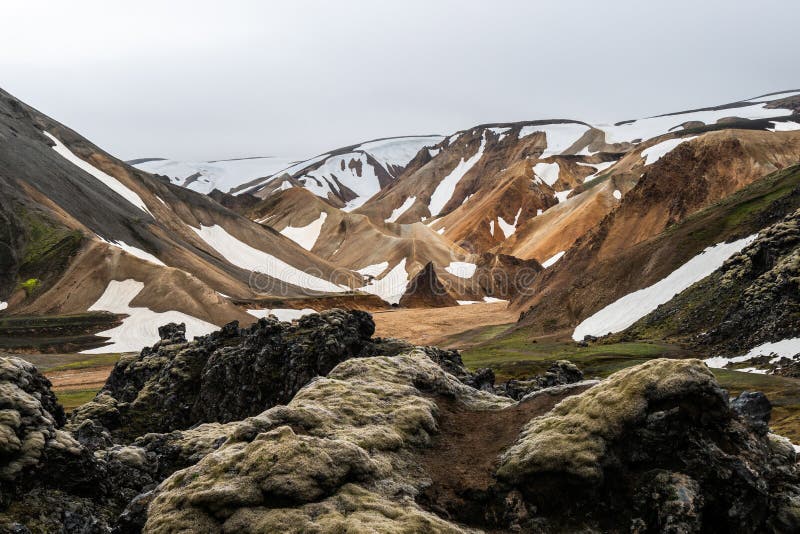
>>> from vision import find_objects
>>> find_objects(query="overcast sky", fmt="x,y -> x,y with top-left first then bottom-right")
1,0 -> 798,161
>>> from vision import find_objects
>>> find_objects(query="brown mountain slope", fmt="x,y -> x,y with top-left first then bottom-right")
353,122 -> 619,253
513,162 -> 800,335
0,88 -> 365,352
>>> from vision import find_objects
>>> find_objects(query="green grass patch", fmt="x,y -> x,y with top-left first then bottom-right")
55,388 -> 100,411
461,328 -> 679,381
47,353 -> 121,372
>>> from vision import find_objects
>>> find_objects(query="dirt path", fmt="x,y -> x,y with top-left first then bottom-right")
372,302 -> 516,347
46,366 -> 114,391
418,383 -> 594,526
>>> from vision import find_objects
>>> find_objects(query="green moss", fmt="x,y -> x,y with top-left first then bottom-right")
14,207 -> 83,295
19,277 -> 40,295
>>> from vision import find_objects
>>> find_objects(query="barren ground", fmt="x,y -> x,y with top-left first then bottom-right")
372,302 -> 517,348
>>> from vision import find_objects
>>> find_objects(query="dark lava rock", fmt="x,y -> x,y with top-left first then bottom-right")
73,309 -> 380,438
731,391 -> 772,435
498,360 -> 584,400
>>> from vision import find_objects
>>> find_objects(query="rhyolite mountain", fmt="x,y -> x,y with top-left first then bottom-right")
2,83 -> 800,534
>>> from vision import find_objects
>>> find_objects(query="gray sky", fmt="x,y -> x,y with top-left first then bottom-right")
1,0 -> 798,161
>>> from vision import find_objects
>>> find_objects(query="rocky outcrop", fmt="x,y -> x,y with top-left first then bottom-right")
3,315 -> 800,533
399,262 -> 459,308
624,207 -> 800,358
72,309 -> 381,438
0,357 -> 157,532
496,359 -> 800,532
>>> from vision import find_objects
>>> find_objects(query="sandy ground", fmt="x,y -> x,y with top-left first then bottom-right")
372,302 -> 517,347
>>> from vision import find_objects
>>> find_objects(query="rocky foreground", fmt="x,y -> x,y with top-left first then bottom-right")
1,310 -> 799,533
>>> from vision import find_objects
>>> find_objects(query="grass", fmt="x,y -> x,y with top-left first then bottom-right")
460,327 -> 681,381
55,388 -> 100,411
460,325 -> 800,442
46,353 -> 121,372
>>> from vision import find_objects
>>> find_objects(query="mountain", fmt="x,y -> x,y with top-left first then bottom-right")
0,88 -> 365,353
130,156 -> 299,195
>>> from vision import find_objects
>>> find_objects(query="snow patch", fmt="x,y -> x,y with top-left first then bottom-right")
572,235 -> 757,341
613,189 -> 622,200
358,259 -> 408,304
46,132 -> 152,216
385,197 -> 416,223
247,308 -> 316,322
445,262 -> 477,279
100,238 -> 165,266
770,121 -> 800,132
541,251 -> 565,268
597,103 -> 789,144
457,300 -> 481,305
555,189 -> 572,203
356,262 -> 389,277
488,127 -> 511,142
279,213 -> 327,251
83,279 -> 217,354
135,156 -> 298,195
190,224 -> 346,293
518,123 -> 591,157
532,162 -> 560,186
428,134 -> 487,216
355,136 -> 444,171
641,136 -> 697,165
0,302 -> 7,311
483,296 -> 508,304
497,208 -> 521,237
704,338 -> 800,370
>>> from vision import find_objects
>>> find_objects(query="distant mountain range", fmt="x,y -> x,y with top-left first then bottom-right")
1,86 -> 798,365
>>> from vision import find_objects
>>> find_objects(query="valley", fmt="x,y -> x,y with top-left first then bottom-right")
1,84 -> 799,532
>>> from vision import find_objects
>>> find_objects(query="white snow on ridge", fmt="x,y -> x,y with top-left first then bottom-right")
704,338 -> 800,370
541,251 -> 565,268
358,259 -> 408,304
555,189 -> 572,203
597,103 -> 790,144
770,121 -> 800,132
279,213 -> 327,251
483,296 -> 508,304
578,160 -> 615,182
518,123 -> 591,157
488,127 -> 511,142
641,136 -> 698,165
134,156 -> 298,195
45,132 -> 152,216
247,308 -> 316,322
83,279 -> 217,354
356,136 -> 444,170
572,234 -> 758,341
190,224 -> 346,293
745,90 -> 800,102
497,208 -> 522,237
445,261 -> 477,279
533,162 -> 560,186
0,302 -> 7,312
385,197 -> 416,223
101,238 -> 166,266
356,262 -> 389,277
428,134 -> 487,216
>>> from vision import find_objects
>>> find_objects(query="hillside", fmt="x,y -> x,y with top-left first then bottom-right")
0,88 -> 365,353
